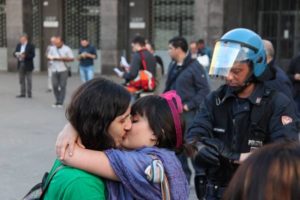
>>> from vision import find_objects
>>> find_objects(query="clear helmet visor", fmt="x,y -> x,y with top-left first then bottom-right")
209,41 -> 255,77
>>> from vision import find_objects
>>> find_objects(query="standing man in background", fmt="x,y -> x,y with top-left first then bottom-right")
78,38 -> 97,83
47,36 -> 74,108
14,34 -> 35,98
263,40 -> 293,99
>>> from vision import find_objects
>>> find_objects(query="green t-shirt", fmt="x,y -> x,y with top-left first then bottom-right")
43,159 -> 106,200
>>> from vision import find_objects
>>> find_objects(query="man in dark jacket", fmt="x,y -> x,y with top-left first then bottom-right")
165,36 -> 210,184
14,34 -> 35,98
263,40 -> 293,99
188,28 -> 298,200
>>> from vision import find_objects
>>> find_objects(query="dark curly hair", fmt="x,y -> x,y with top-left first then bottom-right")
66,78 -> 131,151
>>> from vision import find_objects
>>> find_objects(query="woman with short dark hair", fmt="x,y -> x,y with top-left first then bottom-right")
43,78 -> 132,200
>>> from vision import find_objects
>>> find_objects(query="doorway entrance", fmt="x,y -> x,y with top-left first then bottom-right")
258,0 -> 300,68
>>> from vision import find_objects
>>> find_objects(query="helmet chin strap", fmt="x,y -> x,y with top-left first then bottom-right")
228,72 -> 255,94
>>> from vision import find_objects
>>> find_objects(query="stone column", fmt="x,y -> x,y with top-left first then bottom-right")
6,0 -> 23,71
100,0 -> 118,74
194,0 -> 224,48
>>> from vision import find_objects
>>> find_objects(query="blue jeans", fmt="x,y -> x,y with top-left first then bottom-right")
80,65 -> 94,82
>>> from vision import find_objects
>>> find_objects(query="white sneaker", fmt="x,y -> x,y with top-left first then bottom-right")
52,104 -> 57,108
57,104 -> 63,108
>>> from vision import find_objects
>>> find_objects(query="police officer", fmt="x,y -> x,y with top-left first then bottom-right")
187,28 -> 299,200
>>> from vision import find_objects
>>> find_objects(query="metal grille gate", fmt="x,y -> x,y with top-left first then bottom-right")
152,0 -> 194,49
0,0 -> 6,47
32,0 -> 41,47
64,0 -> 101,49
258,0 -> 300,60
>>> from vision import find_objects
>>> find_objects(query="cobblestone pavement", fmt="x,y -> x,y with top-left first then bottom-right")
0,72 -> 217,200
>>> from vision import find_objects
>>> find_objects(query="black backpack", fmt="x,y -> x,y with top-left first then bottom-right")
22,165 -> 64,200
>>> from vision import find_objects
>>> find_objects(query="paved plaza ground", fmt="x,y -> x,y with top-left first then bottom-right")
0,71 -> 211,200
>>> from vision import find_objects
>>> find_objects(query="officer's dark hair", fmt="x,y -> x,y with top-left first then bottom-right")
169,36 -> 188,53
132,35 -> 146,47
197,39 -> 205,45
66,77 -> 131,151
80,37 -> 89,41
131,95 -> 185,152
223,141 -> 300,200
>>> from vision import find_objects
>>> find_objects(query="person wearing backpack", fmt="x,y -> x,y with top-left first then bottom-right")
187,28 -> 299,200
117,35 -> 156,94
164,36 -> 211,185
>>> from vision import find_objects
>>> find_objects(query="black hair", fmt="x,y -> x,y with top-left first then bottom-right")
197,39 -> 205,44
169,36 -> 188,53
131,95 -> 185,152
80,37 -> 89,41
132,35 -> 146,46
66,78 -> 131,151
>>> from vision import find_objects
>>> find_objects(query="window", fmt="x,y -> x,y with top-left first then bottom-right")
64,0 -> 101,49
152,0 -> 194,49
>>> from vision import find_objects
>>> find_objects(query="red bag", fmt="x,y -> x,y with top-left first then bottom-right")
126,51 -> 156,93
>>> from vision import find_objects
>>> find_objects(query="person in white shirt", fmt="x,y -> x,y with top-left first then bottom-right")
45,36 -> 56,92
47,36 -> 74,108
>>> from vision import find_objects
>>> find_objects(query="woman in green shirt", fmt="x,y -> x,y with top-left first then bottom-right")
43,78 -> 132,200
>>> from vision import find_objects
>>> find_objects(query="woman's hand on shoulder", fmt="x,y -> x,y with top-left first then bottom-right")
56,123 -> 84,160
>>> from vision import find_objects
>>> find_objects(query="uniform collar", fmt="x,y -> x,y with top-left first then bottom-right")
217,83 -> 265,105
247,83 -> 266,105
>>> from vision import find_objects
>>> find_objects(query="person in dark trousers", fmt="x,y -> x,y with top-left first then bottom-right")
263,40 -> 293,99
78,38 -> 97,83
187,28 -> 299,200
164,36 -> 210,184
14,34 -> 35,98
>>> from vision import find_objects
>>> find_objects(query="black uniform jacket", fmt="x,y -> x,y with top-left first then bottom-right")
187,83 -> 299,185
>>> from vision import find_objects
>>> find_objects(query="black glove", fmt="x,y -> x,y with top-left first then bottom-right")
194,141 -> 220,167
194,175 -> 207,200
202,138 -> 240,163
